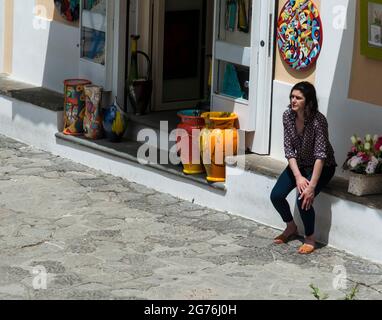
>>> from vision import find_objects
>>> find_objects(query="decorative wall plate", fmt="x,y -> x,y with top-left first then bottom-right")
277,0 -> 323,70
54,0 -> 80,22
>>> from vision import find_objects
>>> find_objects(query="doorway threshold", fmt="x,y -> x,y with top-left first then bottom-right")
55,132 -> 226,192
128,110 -> 180,131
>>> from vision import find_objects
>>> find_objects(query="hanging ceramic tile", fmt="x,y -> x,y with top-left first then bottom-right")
277,0 -> 323,70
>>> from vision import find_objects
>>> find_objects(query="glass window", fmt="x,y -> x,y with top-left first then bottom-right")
214,0 -> 252,101
216,60 -> 249,100
81,27 -> 106,64
217,0 -> 252,47
80,0 -> 107,65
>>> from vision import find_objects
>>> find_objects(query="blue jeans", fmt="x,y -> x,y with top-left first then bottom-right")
270,165 -> 335,237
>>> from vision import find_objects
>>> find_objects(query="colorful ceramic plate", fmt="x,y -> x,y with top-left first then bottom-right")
277,0 -> 323,70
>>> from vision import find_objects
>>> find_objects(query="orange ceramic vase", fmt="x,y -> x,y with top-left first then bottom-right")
200,112 -> 239,182
176,110 -> 206,175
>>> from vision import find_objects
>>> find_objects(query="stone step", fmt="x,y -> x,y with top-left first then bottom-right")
55,132 -> 226,192
125,111 -> 180,154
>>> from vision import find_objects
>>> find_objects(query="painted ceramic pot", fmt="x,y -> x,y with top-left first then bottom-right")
83,85 -> 103,139
176,110 -> 205,175
63,79 -> 92,136
200,112 -> 239,183
103,99 -> 127,142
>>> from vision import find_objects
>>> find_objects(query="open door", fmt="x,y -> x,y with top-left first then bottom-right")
211,0 -> 275,154
152,0 -> 214,111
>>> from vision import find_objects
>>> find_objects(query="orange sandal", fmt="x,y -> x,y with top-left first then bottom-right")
273,232 -> 298,244
298,243 -> 315,254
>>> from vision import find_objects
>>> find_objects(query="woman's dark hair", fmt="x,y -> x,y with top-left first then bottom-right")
289,81 -> 319,120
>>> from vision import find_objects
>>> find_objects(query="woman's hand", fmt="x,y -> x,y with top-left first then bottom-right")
296,176 -> 310,195
300,185 -> 315,211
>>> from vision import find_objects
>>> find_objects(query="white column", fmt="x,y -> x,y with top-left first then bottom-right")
315,0 -> 356,116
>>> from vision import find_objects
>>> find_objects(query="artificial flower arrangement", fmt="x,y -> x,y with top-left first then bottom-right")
343,134 -> 382,175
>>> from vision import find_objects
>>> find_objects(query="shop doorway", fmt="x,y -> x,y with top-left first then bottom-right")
124,0 -> 275,154
152,0 -> 214,111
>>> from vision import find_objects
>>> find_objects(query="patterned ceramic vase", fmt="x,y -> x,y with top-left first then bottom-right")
63,79 -> 92,136
200,112 -> 239,183
176,110 -> 205,175
83,85 -> 103,139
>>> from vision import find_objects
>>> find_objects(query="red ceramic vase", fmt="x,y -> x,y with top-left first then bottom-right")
176,110 -> 206,175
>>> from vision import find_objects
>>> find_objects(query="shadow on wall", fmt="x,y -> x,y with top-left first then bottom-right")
42,15 -> 80,93
0,72 -> 63,128
292,192 -> 333,245
314,195 -> 334,245
11,0 -> 80,94
5,1 -> 79,128
7,86 -> 64,130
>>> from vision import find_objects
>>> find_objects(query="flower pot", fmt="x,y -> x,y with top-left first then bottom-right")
200,112 -> 239,183
348,172 -> 382,196
63,79 -> 92,136
83,85 -> 104,139
176,110 -> 205,175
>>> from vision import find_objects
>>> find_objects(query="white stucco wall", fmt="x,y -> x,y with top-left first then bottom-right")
270,0 -> 382,178
0,0 -> 4,73
11,0 -> 79,93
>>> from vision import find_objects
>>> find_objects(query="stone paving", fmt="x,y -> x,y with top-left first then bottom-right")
0,134 -> 381,300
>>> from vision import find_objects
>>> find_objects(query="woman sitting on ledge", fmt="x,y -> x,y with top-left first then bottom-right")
270,81 -> 337,254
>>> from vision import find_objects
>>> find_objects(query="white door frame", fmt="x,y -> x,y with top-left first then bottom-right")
211,0 -> 275,155
251,0 -> 275,154
112,0 -> 129,107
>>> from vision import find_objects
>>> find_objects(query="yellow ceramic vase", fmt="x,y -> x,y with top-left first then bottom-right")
200,112 -> 239,182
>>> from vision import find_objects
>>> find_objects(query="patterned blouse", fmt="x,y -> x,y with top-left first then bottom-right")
283,108 -> 337,168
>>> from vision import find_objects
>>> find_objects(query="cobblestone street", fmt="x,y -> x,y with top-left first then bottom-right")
0,135 -> 381,300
